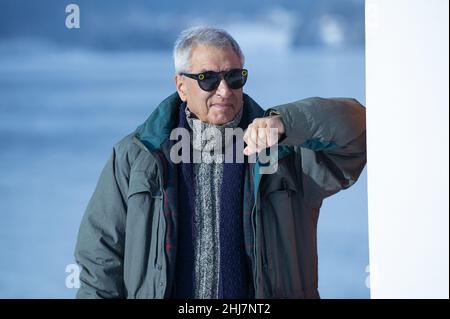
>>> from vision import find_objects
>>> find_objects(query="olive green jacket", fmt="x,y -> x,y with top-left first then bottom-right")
75,93 -> 366,299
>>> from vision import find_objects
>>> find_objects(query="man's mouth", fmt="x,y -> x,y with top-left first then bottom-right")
211,103 -> 233,110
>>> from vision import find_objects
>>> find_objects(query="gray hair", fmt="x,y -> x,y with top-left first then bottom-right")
173,26 -> 245,74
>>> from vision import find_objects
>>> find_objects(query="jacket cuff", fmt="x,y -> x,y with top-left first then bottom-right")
265,105 -> 310,146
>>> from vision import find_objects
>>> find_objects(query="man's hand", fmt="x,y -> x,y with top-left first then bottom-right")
243,115 -> 285,156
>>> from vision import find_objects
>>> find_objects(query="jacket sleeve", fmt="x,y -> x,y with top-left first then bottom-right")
267,97 -> 366,205
74,147 -> 128,298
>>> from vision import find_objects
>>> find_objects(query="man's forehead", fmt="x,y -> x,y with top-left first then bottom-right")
189,45 -> 242,72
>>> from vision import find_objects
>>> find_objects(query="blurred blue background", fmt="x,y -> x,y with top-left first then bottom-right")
0,0 -> 368,298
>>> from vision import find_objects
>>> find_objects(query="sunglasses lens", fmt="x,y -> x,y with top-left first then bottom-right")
225,69 -> 248,89
198,72 -> 220,91
196,69 -> 248,91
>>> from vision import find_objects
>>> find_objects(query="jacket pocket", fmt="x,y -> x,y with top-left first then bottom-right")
124,170 -> 163,298
260,177 -> 302,297
127,170 -> 162,199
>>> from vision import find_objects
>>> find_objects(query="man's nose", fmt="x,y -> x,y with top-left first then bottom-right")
215,78 -> 232,97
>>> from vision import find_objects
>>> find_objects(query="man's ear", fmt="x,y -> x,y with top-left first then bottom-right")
175,74 -> 187,102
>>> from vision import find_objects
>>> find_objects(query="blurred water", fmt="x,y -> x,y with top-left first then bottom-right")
0,46 -> 368,298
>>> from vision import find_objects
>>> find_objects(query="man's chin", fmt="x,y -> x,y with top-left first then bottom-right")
208,109 -> 236,125
209,117 -> 230,125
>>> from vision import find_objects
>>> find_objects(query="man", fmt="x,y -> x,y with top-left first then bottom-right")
75,26 -> 366,299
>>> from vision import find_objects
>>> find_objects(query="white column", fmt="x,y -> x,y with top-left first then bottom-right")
366,0 -> 449,298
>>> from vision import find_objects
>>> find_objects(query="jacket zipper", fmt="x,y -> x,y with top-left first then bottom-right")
250,162 -> 261,298
152,149 -> 169,298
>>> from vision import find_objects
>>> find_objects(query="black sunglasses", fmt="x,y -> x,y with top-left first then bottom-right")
180,68 -> 248,92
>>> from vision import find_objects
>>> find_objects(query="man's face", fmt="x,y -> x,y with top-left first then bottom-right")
175,45 -> 244,125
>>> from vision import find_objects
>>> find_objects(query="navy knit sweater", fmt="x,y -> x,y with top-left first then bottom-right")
173,103 -> 249,299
